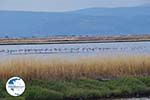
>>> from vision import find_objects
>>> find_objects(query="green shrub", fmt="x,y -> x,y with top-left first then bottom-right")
1,97 -> 24,100
25,86 -> 63,100
0,80 -> 7,98
138,77 -> 150,87
64,88 -> 103,100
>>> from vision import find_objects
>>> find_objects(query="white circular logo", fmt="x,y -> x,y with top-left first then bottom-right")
6,77 -> 25,96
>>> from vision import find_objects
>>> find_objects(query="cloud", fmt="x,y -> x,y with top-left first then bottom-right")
0,0 -> 150,12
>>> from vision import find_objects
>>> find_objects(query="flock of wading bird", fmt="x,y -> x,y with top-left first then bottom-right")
0,46 -> 147,55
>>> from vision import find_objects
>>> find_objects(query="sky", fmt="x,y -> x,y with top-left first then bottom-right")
0,0 -> 150,12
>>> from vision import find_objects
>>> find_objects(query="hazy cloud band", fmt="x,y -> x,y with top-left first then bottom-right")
0,0 -> 150,12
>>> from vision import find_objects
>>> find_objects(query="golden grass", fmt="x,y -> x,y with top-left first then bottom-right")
0,55 -> 150,81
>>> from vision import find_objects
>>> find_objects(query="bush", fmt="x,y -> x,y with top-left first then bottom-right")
25,86 -> 63,100
0,80 -> 7,98
64,88 -> 102,100
2,97 -> 24,100
138,77 -> 150,87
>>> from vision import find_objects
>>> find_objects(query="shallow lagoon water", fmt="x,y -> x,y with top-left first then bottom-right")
0,41 -> 150,60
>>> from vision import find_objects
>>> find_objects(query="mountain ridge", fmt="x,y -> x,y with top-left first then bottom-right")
0,6 -> 150,38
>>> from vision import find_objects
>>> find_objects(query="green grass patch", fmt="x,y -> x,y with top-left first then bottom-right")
0,77 -> 150,100
25,86 -> 63,100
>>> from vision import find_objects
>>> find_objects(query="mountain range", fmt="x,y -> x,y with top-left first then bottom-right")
0,6 -> 150,37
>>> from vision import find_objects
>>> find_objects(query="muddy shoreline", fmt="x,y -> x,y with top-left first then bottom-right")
0,35 -> 150,45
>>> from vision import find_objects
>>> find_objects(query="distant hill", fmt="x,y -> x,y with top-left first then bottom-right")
0,6 -> 150,37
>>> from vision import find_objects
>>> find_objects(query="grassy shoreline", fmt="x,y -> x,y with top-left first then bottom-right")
0,77 -> 150,100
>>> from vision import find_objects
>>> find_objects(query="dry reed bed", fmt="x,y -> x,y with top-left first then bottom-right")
0,55 -> 150,80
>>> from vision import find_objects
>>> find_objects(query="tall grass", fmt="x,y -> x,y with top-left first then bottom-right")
0,55 -> 150,80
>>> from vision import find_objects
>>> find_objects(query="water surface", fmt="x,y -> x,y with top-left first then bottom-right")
0,42 -> 149,59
